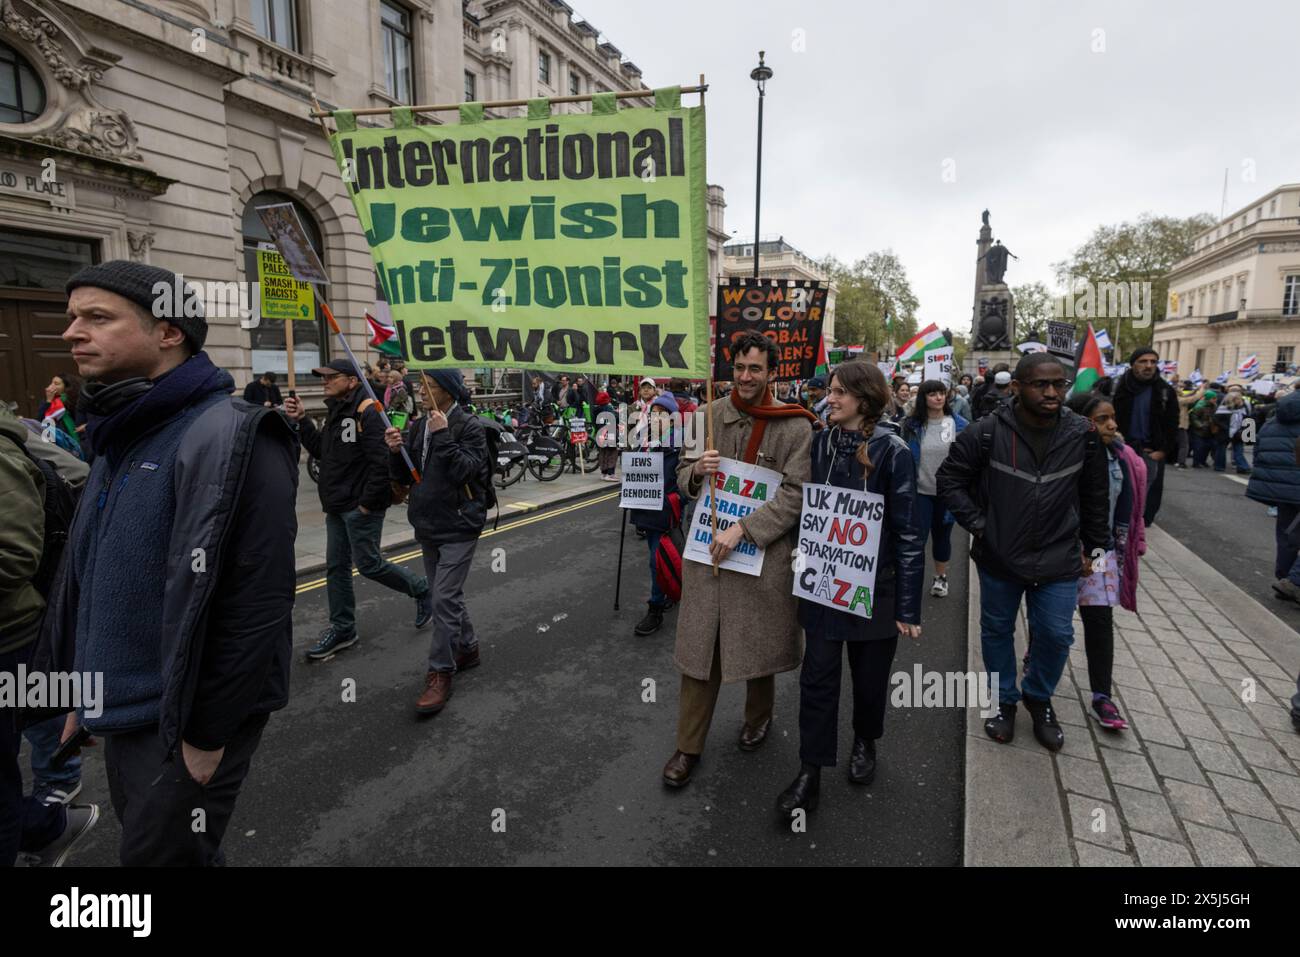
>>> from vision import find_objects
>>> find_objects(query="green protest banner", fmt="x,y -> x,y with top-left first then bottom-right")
329,93 -> 708,375
255,245 -> 314,320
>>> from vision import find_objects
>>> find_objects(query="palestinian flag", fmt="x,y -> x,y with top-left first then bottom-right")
365,301 -> 403,357
814,335 -> 828,376
1071,322 -> 1105,395
43,395 -> 69,423
896,323 -> 946,363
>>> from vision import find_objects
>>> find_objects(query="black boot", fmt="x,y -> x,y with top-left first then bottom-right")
775,763 -> 821,819
634,601 -> 665,636
984,702 -> 1017,743
1022,695 -> 1064,751
848,737 -> 876,785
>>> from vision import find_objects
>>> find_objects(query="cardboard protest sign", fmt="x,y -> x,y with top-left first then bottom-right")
256,244 -> 314,320
713,277 -> 829,381
329,96 -> 709,375
794,483 -> 886,618
924,348 -> 954,385
683,457 -> 782,576
1047,320 -> 1076,359
619,451 -> 664,509
255,204 -> 329,284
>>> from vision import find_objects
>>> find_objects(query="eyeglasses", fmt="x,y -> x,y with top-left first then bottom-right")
319,372 -> 345,382
1026,379 -> 1068,392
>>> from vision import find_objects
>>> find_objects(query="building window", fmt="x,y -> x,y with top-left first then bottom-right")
1284,275 -> 1300,317
0,41 -> 46,124
1271,197 -> 1278,215
251,0 -> 298,51
242,191 -> 327,373
538,50 -> 551,85
464,70 -> 477,102
381,2 -> 413,104
1194,348 -> 1205,372
569,72 -> 580,96
1279,346 -> 1295,366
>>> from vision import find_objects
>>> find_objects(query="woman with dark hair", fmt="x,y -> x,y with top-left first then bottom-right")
39,372 -> 85,459
901,379 -> 968,597
1064,391 -> 1147,731
775,361 -> 924,819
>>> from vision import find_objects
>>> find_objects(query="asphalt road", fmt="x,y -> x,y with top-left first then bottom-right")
1153,452 -> 1300,635
60,492 -> 971,866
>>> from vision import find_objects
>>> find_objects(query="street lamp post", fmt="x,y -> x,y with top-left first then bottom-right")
750,51 -> 773,279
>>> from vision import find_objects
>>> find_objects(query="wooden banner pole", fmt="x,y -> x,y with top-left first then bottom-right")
284,315 -> 297,396
310,84 -> 707,120
701,71 -> 719,578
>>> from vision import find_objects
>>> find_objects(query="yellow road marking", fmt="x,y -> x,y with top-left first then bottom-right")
294,490 -> 620,594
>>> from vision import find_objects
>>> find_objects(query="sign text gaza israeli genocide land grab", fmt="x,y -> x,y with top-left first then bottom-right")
331,95 -> 709,375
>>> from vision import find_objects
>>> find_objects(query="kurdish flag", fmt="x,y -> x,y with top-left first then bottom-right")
896,323 -> 946,363
365,301 -> 403,357
1071,322 -> 1105,395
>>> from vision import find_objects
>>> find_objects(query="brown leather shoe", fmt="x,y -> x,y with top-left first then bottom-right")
662,750 -> 699,788
455,645 -> 481,671
416,671 -> 453,714
739,718 -> 772,751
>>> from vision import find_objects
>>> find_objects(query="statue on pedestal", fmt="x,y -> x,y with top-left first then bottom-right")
979,240 -> 1018,286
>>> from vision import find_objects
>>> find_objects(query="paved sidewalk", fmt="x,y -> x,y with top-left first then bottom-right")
294,461 -> 612,575
965,525 -> 1300,866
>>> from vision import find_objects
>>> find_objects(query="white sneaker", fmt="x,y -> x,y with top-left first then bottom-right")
36,782 -> 82,806
31,804 -> 99,867
930,575 -> 949,597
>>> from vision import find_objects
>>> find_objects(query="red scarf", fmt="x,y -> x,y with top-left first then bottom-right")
730,388 -> 817,463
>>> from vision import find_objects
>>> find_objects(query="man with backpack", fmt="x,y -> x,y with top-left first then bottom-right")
0,402 -> 99,867
285,359 -> 433,660
974,367 -> 1013,419
937,353 -> 1110,752
383,371 -> 488,715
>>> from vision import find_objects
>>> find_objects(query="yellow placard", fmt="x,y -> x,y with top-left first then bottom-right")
257,246 -> 314,320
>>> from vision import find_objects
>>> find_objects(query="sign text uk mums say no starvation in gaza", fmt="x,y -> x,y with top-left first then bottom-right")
331,94 -> 710,376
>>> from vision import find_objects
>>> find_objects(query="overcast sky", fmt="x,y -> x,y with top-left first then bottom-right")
579,0 -> 1300,333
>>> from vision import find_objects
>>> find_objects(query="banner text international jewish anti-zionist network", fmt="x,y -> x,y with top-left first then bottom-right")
332,98 -> 708,375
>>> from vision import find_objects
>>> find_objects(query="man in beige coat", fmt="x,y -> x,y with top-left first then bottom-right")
662,331 -> 815,787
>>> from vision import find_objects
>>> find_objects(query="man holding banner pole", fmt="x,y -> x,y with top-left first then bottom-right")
285,361 -> 432,660
662,331 -> 815,788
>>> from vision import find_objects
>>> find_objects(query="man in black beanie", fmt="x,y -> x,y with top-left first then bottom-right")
28,260 -> 299,865
1113,345 -> 1178,525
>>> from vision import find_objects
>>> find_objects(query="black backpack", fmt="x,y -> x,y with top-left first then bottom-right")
4,435 -> 81,599
451,414 -> 501,529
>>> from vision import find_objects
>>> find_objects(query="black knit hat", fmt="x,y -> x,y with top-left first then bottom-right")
1128,345 -> 1158,365
66,260 -> 208,352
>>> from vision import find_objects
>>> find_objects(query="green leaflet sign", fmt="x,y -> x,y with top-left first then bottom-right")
330,94 -> 708,375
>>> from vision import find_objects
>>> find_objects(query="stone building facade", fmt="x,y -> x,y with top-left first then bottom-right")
0,0 -> 723,417
1155,184 -> 1300,379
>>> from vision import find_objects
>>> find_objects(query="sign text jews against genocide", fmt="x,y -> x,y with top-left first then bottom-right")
794,484 -> 885,618
713,278 -> 829,381
329,92 -> 709,375
682,457 -> 782,576
619,451 -> 664,510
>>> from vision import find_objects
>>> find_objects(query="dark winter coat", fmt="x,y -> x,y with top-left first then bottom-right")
936,400 -> 1110,585
797,420 -> 925,638
392,405 -> 489,544
1246,391 -> 1300,506
30,364 -> 297,753
298,386 -> 392,514
1113,371 -> 1179,457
